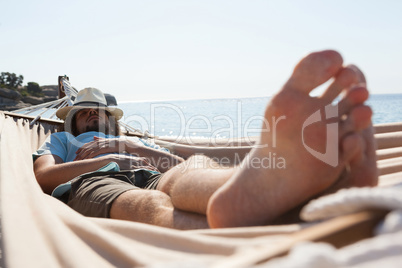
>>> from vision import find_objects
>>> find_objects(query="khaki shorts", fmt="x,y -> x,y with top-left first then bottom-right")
64,170 -> 163,218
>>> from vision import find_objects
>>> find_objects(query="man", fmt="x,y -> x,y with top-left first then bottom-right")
34,50 -> 378,229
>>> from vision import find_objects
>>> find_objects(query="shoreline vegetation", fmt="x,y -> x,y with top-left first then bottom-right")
0,72 -> 58,111
0,72 -> 117,112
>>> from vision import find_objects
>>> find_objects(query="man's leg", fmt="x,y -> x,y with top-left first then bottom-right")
156,51 -> 377,225
156,155 -> 235,214
110,189 -> 209,230
206,50 -> 378,228
112,50 -> 378,229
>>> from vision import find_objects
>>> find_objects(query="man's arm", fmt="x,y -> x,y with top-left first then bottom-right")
154,140 -> 252,166
34,154 -> 115,194
74,136 -> 185,172
124,141 -> 184,172
34,153 -> 157,194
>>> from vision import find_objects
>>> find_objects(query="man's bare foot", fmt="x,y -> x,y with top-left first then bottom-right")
321,66 -> 378,193
344,125 -> 378,187
207,50 -> 376,228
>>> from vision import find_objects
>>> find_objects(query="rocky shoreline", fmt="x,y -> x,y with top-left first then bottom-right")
0,85 -> 58,111
0,85 -> 117,112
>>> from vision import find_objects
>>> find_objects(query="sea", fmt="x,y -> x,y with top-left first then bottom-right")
117,94 -> 402,140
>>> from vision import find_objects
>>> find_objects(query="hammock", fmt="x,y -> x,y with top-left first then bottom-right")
1,110 -> 402,267
0,77 -> 402,267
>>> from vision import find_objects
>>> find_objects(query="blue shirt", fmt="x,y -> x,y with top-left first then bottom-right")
34,131 -> 168,198
33,131 -> 168,163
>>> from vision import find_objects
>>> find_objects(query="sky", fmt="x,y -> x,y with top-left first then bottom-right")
1,0 -> 401,102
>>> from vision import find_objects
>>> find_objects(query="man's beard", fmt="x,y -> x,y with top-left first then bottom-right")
85,121 -> 110,134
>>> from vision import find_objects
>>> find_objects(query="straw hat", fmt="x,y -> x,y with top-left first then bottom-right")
56,87 -> 123,120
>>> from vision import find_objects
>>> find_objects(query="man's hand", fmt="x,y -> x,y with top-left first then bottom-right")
75,136 -> 184,173
74,136 -> 160,171
74,136 -> 134,161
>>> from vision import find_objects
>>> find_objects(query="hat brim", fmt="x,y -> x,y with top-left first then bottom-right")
56,104 -> 123,121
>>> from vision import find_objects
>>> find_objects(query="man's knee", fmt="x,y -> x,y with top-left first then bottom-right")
110,189 -> 173,221
157,154 -> 218,194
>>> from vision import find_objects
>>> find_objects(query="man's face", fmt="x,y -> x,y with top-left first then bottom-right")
74,108 -> 110,135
